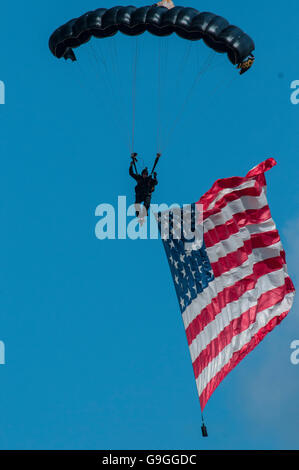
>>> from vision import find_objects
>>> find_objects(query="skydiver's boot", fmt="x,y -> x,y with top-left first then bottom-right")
144,195 -> 151,216
135,202 -> 142,218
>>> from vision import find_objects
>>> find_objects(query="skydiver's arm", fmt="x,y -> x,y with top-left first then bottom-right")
129,162 -> 139,181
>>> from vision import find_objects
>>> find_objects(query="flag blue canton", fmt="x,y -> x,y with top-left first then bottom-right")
157,204 -> 215,314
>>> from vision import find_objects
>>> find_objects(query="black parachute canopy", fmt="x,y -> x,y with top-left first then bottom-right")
49,5 -> 255,66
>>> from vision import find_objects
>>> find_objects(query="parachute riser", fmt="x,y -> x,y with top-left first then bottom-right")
150,154 -> 161,175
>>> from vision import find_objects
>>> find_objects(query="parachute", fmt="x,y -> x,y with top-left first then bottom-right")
49,5 -> 255,70
49,5 -> 255,157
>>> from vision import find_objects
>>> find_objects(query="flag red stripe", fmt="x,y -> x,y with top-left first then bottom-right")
197,159 -> 276,211
202,182 -> 264,220
198,174 -> 266,210
204,206 -> 272,248
210,230 -> 280,277
250,230 -> 280,249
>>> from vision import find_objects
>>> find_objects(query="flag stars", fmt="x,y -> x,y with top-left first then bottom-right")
160,203 -> 214,312
169,240 -> 175,249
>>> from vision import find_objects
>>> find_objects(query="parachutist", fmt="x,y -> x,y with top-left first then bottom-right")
129,156 -> 158,219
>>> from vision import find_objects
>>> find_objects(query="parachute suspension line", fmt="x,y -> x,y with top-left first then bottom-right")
174,41 -> 193,97
93,41 -> 122,113
73,59 -> 109,119
131,38 -> 139,154
209,74 -> 238,103
73,59 -> 90,95
89,43 -> 114,97
193,45 -> 237,96
108,38 -> 133,149
157,39 -> 162,155
165,40 -> 193,141
162,51 -> 216,152
157,37 -> 169,156
88,43 -> 131,151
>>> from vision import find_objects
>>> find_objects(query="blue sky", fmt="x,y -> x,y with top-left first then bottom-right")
0,0 -> 298,450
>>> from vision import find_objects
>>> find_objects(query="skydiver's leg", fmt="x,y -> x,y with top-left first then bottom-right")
135,193 -> 143,218
144,195 -> 152,216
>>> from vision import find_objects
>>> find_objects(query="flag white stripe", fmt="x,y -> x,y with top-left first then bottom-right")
206,219 -> 278,264
203,193 -> 269,233
206,179 -> 258,211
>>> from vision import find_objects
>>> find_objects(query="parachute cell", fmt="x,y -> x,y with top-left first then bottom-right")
49,5 -> 255,67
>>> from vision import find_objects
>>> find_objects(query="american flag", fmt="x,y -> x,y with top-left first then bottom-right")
157,158 -> 295,410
